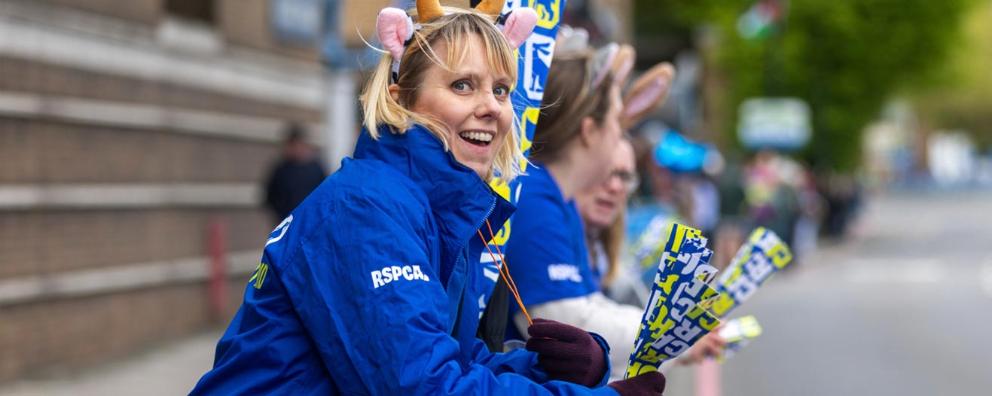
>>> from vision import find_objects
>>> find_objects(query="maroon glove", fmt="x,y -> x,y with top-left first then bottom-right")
608,372 -> 667,396
525,318 -> 607,387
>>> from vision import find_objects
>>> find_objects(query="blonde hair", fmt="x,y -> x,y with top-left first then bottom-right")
361,8 -> 524,181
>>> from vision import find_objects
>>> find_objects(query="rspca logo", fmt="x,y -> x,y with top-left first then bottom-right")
547,264 -> 583,283
371,265 -> 430,289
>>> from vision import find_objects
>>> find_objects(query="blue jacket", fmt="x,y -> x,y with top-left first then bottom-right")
191,125 -> 617,395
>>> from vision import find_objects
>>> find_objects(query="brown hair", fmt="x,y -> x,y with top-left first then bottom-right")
529,53 -> 615,164
360,8 -> 524,180
598,207 -> 626,287
592,136 -> 634,288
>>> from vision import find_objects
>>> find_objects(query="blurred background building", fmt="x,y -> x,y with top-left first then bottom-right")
0,0 -> 341,382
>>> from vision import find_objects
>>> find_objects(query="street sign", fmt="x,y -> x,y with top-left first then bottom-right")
737,97 -> 811,150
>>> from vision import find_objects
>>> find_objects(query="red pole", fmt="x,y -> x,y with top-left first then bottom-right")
208,218 -> 228,320
695,358 -> 722,396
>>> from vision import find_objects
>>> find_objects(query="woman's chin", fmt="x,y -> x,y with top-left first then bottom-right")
459,159 -> 492,179
453,153 -> 495,179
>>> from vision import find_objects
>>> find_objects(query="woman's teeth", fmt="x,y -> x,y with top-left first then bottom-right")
458,131 -> 493,146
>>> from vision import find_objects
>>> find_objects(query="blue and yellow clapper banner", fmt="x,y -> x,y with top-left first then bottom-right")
478,0 -> 566,313
625,223 -> 722,378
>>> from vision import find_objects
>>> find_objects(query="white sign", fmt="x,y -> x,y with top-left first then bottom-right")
738,97 -> 811,150
271,0 -> 324,44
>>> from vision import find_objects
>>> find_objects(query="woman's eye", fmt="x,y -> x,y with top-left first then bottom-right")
493,85 -> 510,98
452,80 -> 472,92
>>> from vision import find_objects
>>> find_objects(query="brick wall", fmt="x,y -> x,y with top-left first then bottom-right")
0,57 -> 322,122
0,0 -> 329,383
36,0 -> 163,24
0,208 -> 271,279
0,279 -> 249,382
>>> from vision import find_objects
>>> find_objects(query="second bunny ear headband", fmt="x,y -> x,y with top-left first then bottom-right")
377,0 -> 538,82
555,26 -> 622,93
611,44 -> 676,130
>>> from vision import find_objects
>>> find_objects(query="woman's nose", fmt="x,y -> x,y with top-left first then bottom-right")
605,174 -> 625,193
474,92 -> 501,119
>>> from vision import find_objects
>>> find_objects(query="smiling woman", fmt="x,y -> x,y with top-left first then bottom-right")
187,1 -> 661,395
362,6 -> 524,181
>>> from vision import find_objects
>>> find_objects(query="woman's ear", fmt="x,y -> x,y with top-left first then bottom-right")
388,84 -> 401,104
579,116 -> 599,149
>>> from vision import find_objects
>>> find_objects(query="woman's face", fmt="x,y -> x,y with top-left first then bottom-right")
582,83 -> 624,189
577,139 -> 636,231
408,35 -> 514,179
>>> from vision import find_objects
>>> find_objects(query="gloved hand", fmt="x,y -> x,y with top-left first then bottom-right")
608,371 -> 666,396
525,318 -> 607,387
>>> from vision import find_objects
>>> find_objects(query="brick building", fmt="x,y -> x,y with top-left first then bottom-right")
0,0 -> 371,382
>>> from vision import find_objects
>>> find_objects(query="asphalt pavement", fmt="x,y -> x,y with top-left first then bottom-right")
719,189 -> 992,395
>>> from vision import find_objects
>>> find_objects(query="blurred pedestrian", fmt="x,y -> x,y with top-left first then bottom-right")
263,123 -> 327,223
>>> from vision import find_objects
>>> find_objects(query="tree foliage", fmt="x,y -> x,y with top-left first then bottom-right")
635,0 -> 976,171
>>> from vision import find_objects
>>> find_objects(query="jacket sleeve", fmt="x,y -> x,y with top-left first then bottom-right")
515,293 -> 645,382
469,336 -> 546,379
279,194 -> 619,396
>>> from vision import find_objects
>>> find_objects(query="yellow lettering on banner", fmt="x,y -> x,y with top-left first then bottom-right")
536,0 -> 561,29
721,266 -> 745,288
519,108 -> 538,151
685,227 -> 703,240
698,312 -> 721,331
698,283 -> 719,301
709,293 -> 735,317
625,363 -> 640,378
750,228 -> 765,244
626,361 -> 657,378
489,177 -> 511,201
671,226 -> 687,252
769,243 -> 794,268
518,107 -> 539,171
655,274 -> 679,294
649,316 -> 675,340
685,304 -> 706,320
492,219 -> 511,246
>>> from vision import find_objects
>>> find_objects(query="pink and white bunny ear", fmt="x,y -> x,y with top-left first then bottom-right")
377,8 -> 415,70
498,8 -> 538,49
612,44 -> 636,88
590,43 -> 620,89
622,62 -> 675,129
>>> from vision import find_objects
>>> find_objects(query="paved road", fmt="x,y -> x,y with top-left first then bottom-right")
0,331 -> 219,396
719,190 -> 992,395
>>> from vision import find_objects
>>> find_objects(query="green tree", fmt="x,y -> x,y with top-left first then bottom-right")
636,0 -> 976,171
911,0 -> 992,150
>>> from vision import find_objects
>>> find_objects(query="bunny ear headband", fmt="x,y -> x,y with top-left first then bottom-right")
376,0 -> 538,82
608,44 -> 676,129
621,61 -> 675,130
555,26 -> 621,92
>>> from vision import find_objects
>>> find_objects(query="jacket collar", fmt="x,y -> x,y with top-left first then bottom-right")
353,124 -> 515,264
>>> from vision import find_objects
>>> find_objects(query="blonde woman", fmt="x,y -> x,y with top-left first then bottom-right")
191,1 -> 663,394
